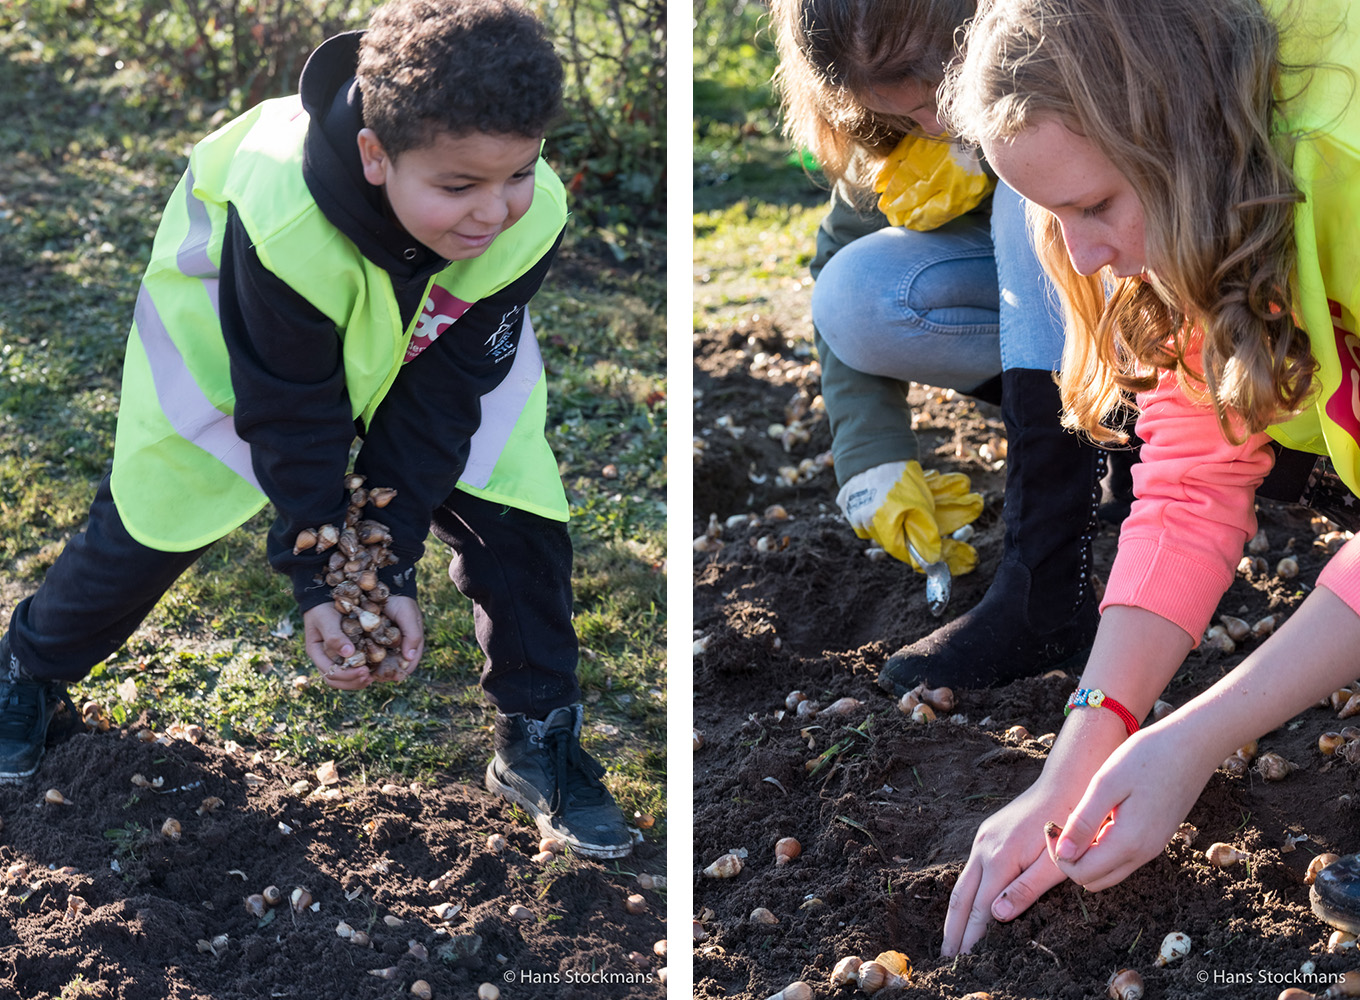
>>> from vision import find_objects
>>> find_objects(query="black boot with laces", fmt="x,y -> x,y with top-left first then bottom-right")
0,634 -> 73,781
485,704 -> 632,859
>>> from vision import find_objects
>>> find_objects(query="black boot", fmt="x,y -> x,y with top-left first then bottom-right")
485,705 -> 632,859
878,368 -> 1103,695
1098,442 -> 1139,526
1311,853 -> 1360,934
0,634 -> 76,781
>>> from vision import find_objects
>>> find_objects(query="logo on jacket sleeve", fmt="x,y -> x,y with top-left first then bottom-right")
405,285 -> 473,362
485,306 -> 523,363
1325,298 -> 1360,447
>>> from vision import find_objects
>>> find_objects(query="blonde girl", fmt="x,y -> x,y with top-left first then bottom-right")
935,0 -> 1360,957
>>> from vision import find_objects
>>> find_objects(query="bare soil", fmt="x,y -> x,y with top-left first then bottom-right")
0,721 -> 665,999
692,318 -> 1360,1000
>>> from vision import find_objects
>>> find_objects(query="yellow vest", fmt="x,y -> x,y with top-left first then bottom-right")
1264,0 -> 1360,495
110,95 -> 569,551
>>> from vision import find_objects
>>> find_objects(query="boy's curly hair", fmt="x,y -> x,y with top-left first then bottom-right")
357,0 -> 563,157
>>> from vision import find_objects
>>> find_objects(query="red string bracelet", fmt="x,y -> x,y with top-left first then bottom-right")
1064,688 -> 1140,736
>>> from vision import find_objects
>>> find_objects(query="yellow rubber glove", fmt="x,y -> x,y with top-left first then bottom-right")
874,135 -> 996,232
863,461 -> 983,575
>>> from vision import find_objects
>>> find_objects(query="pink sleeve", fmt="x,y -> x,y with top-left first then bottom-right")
1099,363 -> 1275,643
1319,537 -> 1360,614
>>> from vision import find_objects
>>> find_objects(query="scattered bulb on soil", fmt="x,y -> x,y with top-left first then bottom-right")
1152,700 -> 1175,722
539,837 -> 565,855
1329,931 -> 1357,953
1205,843 -> 1247,868
693,919 -> 708,942
625,894 -> 648,915
262,885 -> 282,906
478,985 -> 501,1000
913,683 -> 956,713
1322,970 -> 1360,998
367,967 -> 399,980
196,797 -> 223,817
244,894 -> 267,919
44,789 -> 70,806
1255,751 -> 1296,781
654,939 -> 667,957
636,873 -> 666,890
1309,854 -> 1341,884
1155,931 -> 1191,966
486,834 -> 507,853
1107,968 -> 1145,1000
831,956 -> 862,985
1341,693 -> 1360,720
764,983 -> 812,1000
1321,732 -> 1347,756
410,980 -> 433,1000
702,853 -> 743,879
819,697 -> 862,717
384,915 -> 404,928
633,812 -> 655,830
531,851 -> 554,864
1249,529 -> 1271,554
749,906 -> 778,925
775,837 -> 802,866
1203,625 -> 1235,654
161,818 -> 182,841
1277,555 -> 1300,579
290,887 -> 312,913
1253,615 -> 1278,638
911,703 -> 937,724
692,729 -> 704,751
507,904 -> 533,922
1219,615 -> 1250,642
857,958 -> 908,994
407,940 -> 428,960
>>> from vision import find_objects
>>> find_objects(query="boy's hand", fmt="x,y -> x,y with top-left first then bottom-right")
377,595 -> 425,682
302,604 -> 372,690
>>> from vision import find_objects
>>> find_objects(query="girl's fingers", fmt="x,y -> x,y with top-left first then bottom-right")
941,859 -> 985,957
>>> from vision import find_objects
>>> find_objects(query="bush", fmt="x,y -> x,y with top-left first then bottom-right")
7,0 -> 664,247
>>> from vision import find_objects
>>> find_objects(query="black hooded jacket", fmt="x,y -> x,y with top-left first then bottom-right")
217,32 -> 564,611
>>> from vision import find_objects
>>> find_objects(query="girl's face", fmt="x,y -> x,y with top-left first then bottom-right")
861,78 -> 945,136
982,119 -> 1148,279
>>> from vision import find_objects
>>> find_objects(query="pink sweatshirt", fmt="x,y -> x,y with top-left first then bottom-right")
1099,360 -> 1360,643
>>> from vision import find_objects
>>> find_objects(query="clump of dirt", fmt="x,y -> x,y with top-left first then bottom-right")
693,320 -> 1359,999
0,719 -> 665,999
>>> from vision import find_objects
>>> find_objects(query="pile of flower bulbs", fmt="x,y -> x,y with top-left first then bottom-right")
293,474 -> 403,680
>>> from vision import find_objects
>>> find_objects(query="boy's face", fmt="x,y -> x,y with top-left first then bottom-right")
357,129 -> 542,261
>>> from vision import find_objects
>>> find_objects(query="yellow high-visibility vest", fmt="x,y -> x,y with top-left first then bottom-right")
110,93 -> 569,550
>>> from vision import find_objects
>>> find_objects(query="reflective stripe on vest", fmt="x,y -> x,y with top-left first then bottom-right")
132,165 -> 262,494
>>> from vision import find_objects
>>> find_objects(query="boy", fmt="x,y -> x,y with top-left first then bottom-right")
0,0 -> 633,859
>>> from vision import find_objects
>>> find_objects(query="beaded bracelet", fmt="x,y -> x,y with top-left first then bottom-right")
1064,687 -> 1140,736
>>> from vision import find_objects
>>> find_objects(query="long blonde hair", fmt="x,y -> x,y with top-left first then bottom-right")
769,0 -> 975,189
940,0 -> 1317,444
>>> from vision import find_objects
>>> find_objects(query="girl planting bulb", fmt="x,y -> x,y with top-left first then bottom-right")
936,0 -> 1360,956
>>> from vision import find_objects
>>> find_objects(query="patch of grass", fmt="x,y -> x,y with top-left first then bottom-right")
0,21 -> 664,830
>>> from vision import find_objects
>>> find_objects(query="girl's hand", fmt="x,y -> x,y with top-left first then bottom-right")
1049,723 -> 1220,891
302,603 -> 372,690
941,776 -> 1075,957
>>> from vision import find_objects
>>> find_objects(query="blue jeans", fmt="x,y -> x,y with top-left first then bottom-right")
812,182 -> 1066,388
